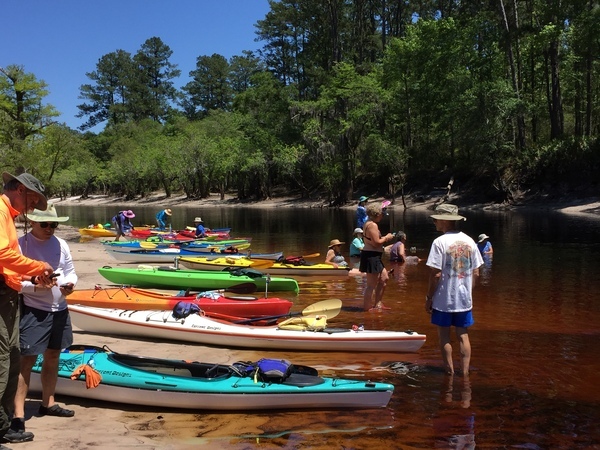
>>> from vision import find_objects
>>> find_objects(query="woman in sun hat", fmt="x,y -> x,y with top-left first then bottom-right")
111,210 -> 135,241
193,217 -> 206,238
155,208 -> 172,231
477,233 -> 493,255
349,228 -> 364,257
325,239 -> 348,268
8,204 -> 78,442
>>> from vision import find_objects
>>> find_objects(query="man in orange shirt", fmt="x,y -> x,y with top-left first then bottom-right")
0,172 -> 54,447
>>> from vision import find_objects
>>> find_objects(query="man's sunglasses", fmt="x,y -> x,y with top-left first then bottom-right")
39,222 -> 59,229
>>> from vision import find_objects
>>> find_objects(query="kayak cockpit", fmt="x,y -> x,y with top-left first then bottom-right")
109,353 -> 232,380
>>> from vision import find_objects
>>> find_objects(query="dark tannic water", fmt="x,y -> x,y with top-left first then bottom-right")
59,203 -> 600,449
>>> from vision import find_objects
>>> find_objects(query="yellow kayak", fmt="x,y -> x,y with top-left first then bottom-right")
79,227 -> 117,238
178,256 -> 350,277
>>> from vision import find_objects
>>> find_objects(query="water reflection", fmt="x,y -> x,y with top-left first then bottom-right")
434,375 -> 475,449
57,203 -> 600,448
479,253 -> 493,285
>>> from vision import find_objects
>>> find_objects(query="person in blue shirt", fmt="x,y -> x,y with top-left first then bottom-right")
355,196 -> 369,228
194,217 -> 206,238
477,234 -> 493,255
349,228 -> 364,257
155,208 -> 172,230
111,210 -> 135,241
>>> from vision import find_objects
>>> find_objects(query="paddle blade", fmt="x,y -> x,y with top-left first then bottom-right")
223,282 -> 257,294
302,253 -> 320,258
249,259 -> 275,269
233,298 -> 342,325
302,299 -> 342,319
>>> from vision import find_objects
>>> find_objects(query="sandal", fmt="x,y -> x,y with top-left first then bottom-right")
38,404 -> 75,417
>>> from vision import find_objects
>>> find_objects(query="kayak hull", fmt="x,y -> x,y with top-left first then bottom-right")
67,287 -> 293,316
98,266 -> 300,293
180,256 -> 350,277
79,228 -> 117,238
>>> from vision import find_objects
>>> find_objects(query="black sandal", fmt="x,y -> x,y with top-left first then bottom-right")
38,404 -> 75,417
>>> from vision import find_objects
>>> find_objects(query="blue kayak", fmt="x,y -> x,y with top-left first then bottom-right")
29,345 -> 394,410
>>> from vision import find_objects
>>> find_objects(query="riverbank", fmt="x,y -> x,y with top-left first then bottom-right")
51,190 -> 600,216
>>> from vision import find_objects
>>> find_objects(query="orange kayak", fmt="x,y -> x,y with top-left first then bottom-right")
67,287 -> 293,318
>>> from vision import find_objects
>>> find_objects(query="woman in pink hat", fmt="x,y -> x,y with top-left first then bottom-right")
111,210 -> 135,241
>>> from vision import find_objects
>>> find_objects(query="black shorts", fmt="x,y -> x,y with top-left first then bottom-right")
359,250 -> 385,274
19,305 -> 73,356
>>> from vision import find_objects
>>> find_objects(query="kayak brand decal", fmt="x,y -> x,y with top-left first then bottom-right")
191,324 -> 222,331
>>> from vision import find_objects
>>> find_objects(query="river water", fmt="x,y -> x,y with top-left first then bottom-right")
58,203 -> 600,449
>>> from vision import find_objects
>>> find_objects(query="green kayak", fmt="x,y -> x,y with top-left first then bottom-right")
98,266 -> 299,293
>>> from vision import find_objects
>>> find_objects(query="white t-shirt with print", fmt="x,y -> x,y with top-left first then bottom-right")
426,231 -> 483,313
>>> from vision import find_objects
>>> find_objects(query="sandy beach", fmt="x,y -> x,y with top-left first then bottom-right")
11,225 -> 282,450
9,191 -> 600,449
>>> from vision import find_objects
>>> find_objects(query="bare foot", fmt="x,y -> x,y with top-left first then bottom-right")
369,302 -> 391,311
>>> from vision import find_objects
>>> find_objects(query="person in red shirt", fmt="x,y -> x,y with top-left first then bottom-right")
0,172 -> 55,446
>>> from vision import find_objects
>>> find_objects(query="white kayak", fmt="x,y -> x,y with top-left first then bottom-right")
68,305 -> 426,353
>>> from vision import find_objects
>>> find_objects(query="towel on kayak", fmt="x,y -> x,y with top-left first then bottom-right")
70,364 -> 102,389
172,301 -> 201,319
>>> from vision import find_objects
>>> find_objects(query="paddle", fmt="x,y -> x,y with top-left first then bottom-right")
278,253 -> 320,264
234,299 -> 342,324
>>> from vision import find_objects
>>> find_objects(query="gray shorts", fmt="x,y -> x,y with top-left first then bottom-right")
19,304 -> 73,356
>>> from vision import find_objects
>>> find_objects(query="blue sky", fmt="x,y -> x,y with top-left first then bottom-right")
2,0 -> 271,131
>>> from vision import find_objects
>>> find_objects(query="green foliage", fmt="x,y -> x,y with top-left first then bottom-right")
6,1 -> 600,204
0,65 -> 59,172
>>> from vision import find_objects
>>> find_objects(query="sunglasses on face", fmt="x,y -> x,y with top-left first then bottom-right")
39,222 -> 59,229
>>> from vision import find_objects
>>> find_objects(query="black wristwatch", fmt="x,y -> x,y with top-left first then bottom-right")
31,276 -> 38,285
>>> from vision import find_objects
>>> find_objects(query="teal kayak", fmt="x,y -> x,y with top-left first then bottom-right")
98,265 -> 300,293
29,345 -> 394,410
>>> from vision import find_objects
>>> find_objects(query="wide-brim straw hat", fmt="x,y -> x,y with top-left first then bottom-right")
165,208 -> 172,215
328,239 -> 345,248
478,233 -> 489,243
2,172 -> 48,210
194,217 -> 203,223
26,204 -> 69,223
430,204 -> 466,221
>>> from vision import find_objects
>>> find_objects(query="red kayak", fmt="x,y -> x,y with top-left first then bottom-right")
66,287 -> 293,318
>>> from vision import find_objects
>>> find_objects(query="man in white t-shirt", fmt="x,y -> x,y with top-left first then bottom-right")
425,204 -> 483,376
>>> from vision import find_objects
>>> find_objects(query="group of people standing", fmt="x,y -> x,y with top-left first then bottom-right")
342,196 -> 488,376
1,172 -> 77,447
